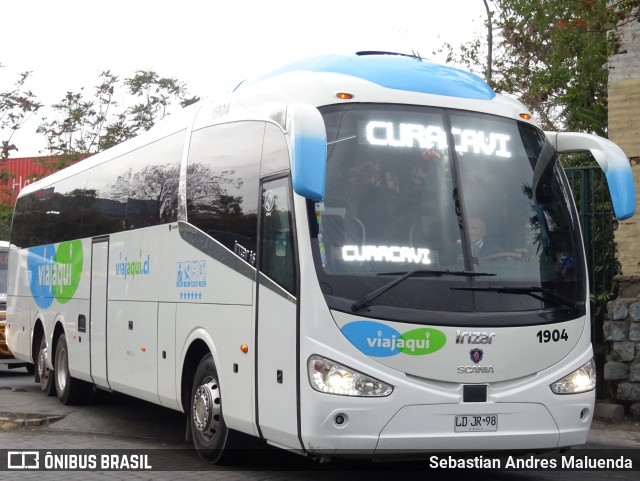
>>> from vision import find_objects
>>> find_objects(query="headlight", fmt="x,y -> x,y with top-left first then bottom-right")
307,355 -> 393,397
550,359 -> 596,394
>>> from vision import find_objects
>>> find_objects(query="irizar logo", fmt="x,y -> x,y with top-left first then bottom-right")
455,330 -> 496,344
115,251 -> 150,279
341,320 -> 446,357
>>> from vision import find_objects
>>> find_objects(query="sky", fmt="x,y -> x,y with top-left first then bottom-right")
1,0 -> 487,156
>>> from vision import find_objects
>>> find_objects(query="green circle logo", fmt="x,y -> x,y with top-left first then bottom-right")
53,240 -> 83,303
397,328 -> 447,355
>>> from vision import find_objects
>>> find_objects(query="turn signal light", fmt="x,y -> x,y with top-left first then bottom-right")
519,113 -> 532,120
336,92 -> 353,100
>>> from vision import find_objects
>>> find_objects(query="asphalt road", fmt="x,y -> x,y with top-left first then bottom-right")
1,363 -> 638,480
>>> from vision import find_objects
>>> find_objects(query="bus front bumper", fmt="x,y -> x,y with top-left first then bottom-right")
303,400 -> 593,458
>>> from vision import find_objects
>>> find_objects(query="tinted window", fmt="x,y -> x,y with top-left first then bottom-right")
125,130 -> 184,229
186,122 -> 262,263
261,123 -> 290,176
21,188 -> 54,247
48,173 -> 89,244
310,104 -> 585,324
83,153 -> 133,237
260,177 -> 296,293
10,195 -> 28,247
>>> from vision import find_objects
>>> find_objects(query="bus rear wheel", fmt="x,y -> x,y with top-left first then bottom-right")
54,333 -> 91,405
37,337 -> 55,396
190,353 -> 243,464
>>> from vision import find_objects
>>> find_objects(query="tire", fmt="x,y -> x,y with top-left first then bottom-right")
37,337 -> 55,396
190,353 -> 244,464
54,333 -> 91,405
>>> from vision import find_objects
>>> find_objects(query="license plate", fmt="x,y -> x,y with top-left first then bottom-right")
454,414 -> 498,432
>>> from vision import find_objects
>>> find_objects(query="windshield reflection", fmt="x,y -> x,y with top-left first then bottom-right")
309,104 -> 585,324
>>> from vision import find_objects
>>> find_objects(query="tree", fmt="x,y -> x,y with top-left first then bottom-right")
0,67 -> 43,239
37,69 -> 200,165
0,67 -> 42,160
438,0 -> 637,136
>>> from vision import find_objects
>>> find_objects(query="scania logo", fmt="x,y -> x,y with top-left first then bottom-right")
469,348 -> 483,364
457,366 -> 495,374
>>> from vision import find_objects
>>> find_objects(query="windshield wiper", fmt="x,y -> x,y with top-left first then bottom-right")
350,269 -> 496,313
450,286 -> 584,312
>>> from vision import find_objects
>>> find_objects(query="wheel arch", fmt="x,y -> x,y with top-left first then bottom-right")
31,317 -> 45,365
180,336 -> 214,414
50,318 -> 66,370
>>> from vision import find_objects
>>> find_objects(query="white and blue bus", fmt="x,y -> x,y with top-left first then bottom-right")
6,52 -> 636,462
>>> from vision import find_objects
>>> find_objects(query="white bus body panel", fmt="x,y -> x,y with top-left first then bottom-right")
256,274 -> 298,448
157,302 -> 178,410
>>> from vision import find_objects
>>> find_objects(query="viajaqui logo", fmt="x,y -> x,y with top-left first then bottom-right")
341,320 -> 446,357
115,251 -> 151,279
27,240 -> 83,309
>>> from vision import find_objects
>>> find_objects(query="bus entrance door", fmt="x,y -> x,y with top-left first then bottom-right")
90,236 -> 111,389
256,177 -> 301,449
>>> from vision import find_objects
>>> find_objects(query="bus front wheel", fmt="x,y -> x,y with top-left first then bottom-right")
54,333 -> 91,405
190,353 -> 241,464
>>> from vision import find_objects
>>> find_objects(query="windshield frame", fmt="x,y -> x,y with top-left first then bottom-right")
306,103 -> 587,327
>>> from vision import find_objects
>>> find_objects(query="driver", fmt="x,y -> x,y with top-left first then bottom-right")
468,216 -> 503,259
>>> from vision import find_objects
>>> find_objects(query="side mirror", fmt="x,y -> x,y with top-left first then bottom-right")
287,103 -> 327,201
545,131 -> 636,220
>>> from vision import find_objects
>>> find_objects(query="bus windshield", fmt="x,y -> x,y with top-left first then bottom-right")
308,104 -> 586,325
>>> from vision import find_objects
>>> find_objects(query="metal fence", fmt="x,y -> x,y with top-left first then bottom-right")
565,166 -> 617,398
565,167 -> 617,300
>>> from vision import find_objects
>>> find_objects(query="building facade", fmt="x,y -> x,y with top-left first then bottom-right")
606,13 -> 640,417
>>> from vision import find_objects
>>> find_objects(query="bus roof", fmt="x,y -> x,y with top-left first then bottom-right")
238,52 -> 496,100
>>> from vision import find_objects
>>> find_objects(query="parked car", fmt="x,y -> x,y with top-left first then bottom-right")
0,240 -> 34,372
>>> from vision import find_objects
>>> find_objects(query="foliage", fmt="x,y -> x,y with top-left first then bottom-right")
0,204 -> 12,240
0,67 -> 42,160
437,0 -> 638,135
37,70 -> 200,166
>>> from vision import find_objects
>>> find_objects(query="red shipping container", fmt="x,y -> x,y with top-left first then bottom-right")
0,156 -> 64,205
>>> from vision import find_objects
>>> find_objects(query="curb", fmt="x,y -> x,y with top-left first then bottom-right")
0,414 -> 64,430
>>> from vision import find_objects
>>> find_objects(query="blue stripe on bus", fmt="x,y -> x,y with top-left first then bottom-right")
241,54 -> 496,100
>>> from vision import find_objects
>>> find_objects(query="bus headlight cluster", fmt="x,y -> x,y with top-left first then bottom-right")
550,359 -> 596,394
307,355 -> 393,397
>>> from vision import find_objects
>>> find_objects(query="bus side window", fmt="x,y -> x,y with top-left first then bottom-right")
261,123 -> 290,176
83,153 -> 133,237
186,122 -> 262,260
48,173 -> 88,244
125,130 -> 184,230
260,178 -> 296,294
